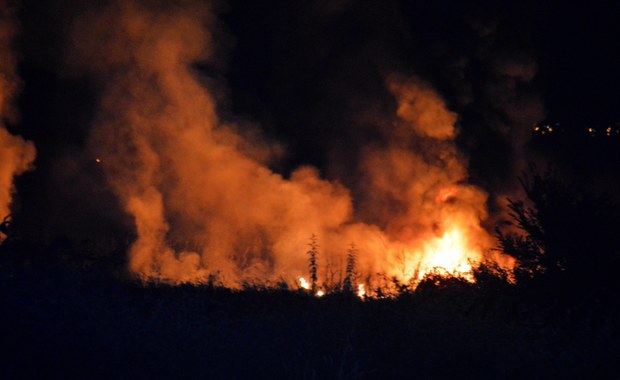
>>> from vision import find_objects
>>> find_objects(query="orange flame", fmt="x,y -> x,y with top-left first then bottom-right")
357,284 -> 366,298
418,228 -> 476,279
299,277 -> 310,290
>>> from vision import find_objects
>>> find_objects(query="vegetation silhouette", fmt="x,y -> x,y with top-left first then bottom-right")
3,167 -> 620,378
306,234 -> 319,293
497,166 -> 620,308
343,243 -> 357,293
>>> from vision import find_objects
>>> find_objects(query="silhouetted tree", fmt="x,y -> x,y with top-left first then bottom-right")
343,243 -> 357,292
306,234 -> 319,292
497,167 -> 620,299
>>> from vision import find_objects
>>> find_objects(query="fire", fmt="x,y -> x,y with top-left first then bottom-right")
422,188 -> 480,279
420,228 -> 475,279
392,217 -> 486,285
357,284 -> 366,298
298,278 -> 325,297
299,277 -> 310,290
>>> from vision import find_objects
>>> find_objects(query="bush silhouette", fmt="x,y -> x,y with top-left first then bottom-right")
497,167 -> 620,300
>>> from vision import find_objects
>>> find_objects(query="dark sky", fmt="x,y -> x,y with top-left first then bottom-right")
11,0 -> 620,237
220,0 -> 620,188
223,2 -> 620,119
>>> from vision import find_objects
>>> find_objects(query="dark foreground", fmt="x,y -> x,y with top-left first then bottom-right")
1,243 -> 619,379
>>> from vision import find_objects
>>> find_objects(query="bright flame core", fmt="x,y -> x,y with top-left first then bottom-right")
422,229 -> 474,277
299,277 -> 310,290
357,284 -> 366,298
393,219 -> 485,285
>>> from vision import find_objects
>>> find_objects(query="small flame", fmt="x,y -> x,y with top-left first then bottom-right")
299,277 -> 310,290
357,284 -> 366,298
95,158 -> 102,163
316,290 -> 325,297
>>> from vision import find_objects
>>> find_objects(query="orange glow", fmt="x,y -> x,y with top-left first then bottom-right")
0,6 -> 36,226
435,187 -> 458,203
71,2 -> 512,292
316,290 -> 325,297
357,284 -> 366,298
299,277 -> 310,290
391,223 -> 484,285
419,228 -> 475,279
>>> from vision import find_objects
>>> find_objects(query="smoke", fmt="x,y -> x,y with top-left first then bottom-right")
487,52 -> 546,189
463,25 -> 547,225
359,75 -> 495,277
67,0 -> 503,286
67,0 -> 378,284
221,1 -> 545,214
460,18 -> 546,199
0,0 -> 36,238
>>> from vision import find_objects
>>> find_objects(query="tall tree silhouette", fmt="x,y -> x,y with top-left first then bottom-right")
306,234 -> 319,292
343,243 -> 357,292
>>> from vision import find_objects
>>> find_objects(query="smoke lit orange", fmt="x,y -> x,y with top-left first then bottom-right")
66,0 -> 507,292
0,1 -> 36,241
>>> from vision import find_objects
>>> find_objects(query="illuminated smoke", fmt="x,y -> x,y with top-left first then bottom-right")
69,0 -> 382,284
360,75 -> 495,279
70,0 -> 500,287
0,0 -> 36,237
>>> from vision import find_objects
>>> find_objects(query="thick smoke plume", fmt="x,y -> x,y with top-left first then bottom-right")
70,0 -> 500,287
0,0 -> 36,238
360,75 -> 496,278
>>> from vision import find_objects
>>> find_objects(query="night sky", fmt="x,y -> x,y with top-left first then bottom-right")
10,0 -> 620,238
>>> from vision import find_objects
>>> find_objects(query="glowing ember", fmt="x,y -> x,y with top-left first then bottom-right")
316,290 -> 325,297
299,277 -> 310,290
357,284 -> 366,298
